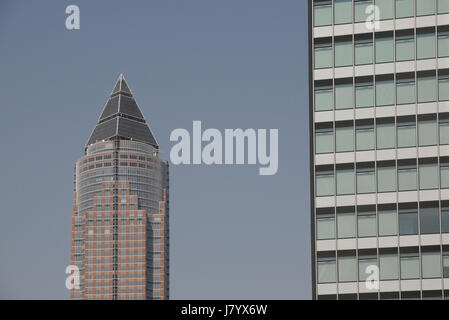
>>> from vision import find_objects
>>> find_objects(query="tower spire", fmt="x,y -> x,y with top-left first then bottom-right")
110,73 -> 133,97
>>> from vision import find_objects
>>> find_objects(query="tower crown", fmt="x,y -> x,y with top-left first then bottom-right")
86,74 -> 158,149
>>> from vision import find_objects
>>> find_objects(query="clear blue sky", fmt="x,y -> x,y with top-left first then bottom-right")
0,0 -> 310,299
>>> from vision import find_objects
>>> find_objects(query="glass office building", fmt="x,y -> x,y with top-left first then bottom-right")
310,0 -> 449,299
70,75 -> 169,300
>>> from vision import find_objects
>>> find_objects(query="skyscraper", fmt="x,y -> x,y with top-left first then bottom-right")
310,0 -> 449,299
70,74 -> 169,300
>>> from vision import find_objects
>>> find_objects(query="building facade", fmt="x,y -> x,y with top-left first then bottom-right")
70,75 -> 169,300
310,0 -> 449,299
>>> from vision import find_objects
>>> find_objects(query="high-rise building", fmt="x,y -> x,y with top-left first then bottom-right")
310,0 -> 449,300
70,74 -> 169,300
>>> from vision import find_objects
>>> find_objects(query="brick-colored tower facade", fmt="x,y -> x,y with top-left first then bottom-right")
70,75 -> 169,300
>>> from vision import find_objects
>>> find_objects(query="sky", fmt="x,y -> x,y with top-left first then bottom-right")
0,0 -> 310,299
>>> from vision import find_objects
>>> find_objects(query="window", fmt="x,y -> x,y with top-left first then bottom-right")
314,1 -> 332,27
355,38 -> 373,65
399,209 -> 419,235
417,74 -> 437,103
418,119 -> 438,146
396,33 -> 415,61
356,124 -> 374,151
378,165 -> 396,193
379,209 -> 398,236
356,81 -> 374,108
417,30 -> 436,60
335,82 -> 353,109
354,0 -> 371,23
375,34 -> 394,63
443,207 -> 449,233
338,255 -> 357,282
441,162 -> 449,188
419,163 -> 439,190
422,292 -> 442,300
396,77 -> 416,105
416,0 -> 435,16
439,74 -> 449,101
318,257 -> 336,283
444,254 -> 449,277
396,0 -> 414,18
440,118 -> 449,145
316,171 -> 334,196
397,122 -> 416,148
337,168 -> 355,195
376,78 -> 395,106
398,164 -> 417,191
316,128 -> 334,154
338,210 -> 356,238
439,0 -> 449,14
96,199 -> 102,211
334,0 -> 352,25
422,251 -> 442,278
438,31 -> 449,58
359,255 -> 377,281
358,210 -> 377,237
315,42 -> 333,69
376,0 -> 394,20
335,39 -> 353,67
357,167 -> 376,194
380,253 -> 399,280
401,253 -> 420,279
376,121 -> 395,149
420,207 -> 440,234
336,125 -> 354,152
315,85 -> 333,111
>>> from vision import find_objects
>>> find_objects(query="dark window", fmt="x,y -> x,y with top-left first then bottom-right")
420,207 -> 440,234
399,210 -> 419,235
318,295 -> 337,300
443,207 -> 449,233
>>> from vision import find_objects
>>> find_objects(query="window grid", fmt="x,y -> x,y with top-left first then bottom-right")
315,115 -> 449,154
312,26 -> 449,70
314,72 -> 449,111
316,159 -> 449,195
313,0 -> 448,28
312,0 -> 448,300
